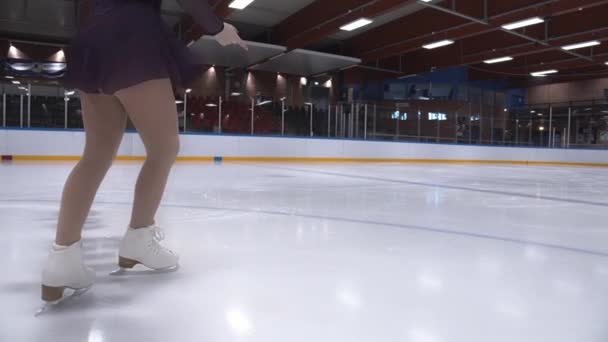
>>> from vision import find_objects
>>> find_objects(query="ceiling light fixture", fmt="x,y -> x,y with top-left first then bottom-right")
423,39 -> 454,50
398,74 -> 417,79
530,69 -> 558,77
561,40 -> 601,51
340,18 -> 373,31
228,0 -> 254,10
502,17 -> 545,30
484,56 -> 513,64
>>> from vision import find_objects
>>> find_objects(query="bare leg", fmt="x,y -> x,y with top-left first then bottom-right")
114,79 -> 179,229
55,93 -> 127,246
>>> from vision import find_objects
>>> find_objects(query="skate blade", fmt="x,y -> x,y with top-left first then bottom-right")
109,264 -> 180,276
35,285 -> 92,317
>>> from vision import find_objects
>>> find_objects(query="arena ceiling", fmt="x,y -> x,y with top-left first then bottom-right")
2,0 -> 608,82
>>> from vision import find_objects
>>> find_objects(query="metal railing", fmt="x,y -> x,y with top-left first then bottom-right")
3,83 -> 608,150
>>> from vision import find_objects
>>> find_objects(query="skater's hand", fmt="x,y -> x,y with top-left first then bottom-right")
214,23 -> 248,51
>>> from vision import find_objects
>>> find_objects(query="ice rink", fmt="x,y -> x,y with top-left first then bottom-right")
1,161 -> 608,342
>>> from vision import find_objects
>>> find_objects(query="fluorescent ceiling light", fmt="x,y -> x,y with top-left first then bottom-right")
206,103 -> 219,107
256,100 -> 271,106
12,80 -> 20,84
502,17 -> 544,30
420,0 -> 433,2
5,76 -> 14,79
185,88 -> 192,93
484,56 -> 513,64
562,40 -> 601,50
340,18 -> 373,31
530,69 -> 558,77
605,61 -> 608,65
229,0 -> 254,10
423,39 -> 454,50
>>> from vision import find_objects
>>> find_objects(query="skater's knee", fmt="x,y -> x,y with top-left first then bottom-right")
80,147 -> 116,171
146,136 -> 179,164
80,144 -> 117,171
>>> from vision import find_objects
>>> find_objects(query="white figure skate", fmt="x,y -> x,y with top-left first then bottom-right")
37,241 -> 95,316
110,225 -> 179,276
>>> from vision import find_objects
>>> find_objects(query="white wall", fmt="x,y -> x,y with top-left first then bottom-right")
2,129 -> 608,164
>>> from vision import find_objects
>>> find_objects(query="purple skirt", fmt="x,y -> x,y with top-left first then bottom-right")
63,2 -> 202,94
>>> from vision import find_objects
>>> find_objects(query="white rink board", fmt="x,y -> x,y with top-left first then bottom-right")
2,129 -> 608,164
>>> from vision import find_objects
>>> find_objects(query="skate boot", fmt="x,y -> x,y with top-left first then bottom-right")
113,225 -> 179,274
38,241 -> 95,315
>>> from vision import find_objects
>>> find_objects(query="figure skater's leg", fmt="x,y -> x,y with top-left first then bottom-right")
55,92 -> 127,246
114,78 -> 179,229
41,92 -> 126,307
112,79 -> 180,272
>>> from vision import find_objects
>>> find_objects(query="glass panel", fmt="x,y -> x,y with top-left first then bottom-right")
569,102 -> 606,149
185,96 -> 222,134
5,93 -> 22,127
373,105 -> 399,141
30,94 -> 64,128
253,100 -> 283,136
66,94 -> 83,129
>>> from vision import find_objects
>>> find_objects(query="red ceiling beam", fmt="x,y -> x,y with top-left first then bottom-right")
454,6 -> 608,63
274,0 -> 417,49
354,0 -> 608,62
400,26 -> 608,76
274,0 -> 370,44
471,54 -> 608,83
349,7 -> 472,56
509,45 -> 608,72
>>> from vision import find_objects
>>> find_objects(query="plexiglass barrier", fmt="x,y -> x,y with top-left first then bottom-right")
3,83 -> 608,149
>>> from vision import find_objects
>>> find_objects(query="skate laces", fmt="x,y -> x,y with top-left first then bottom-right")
148,226 -> 174,256
152,226 -> 165,242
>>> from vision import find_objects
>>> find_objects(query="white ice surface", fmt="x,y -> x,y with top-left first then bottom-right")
1,162 -> 608,342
